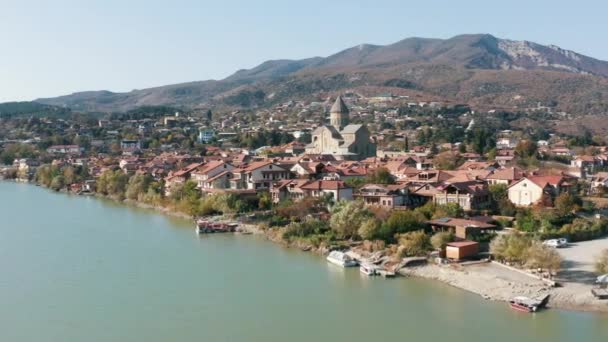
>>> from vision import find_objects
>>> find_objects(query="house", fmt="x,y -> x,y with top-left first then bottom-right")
428,218 -> 496,239
270,179 -> 352,203
495,149 -> 515,166
590,172 -> 608,194
355,183 -> 427,209
230,161 -> 290,190
164,162 -> 205,195
507,176 -> 567,207
486,167 -> 525,185
191,161 -> 234,189
299,180 -> 353,202
433,180 -> 490,211
571,156 -> 597,169
46,145 -> 83,154
270,179 -> 311,203
198,129 -> 215,143
290,162 -> 324,179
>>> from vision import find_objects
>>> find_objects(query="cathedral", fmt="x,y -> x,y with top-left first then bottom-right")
305,96 -> 376,160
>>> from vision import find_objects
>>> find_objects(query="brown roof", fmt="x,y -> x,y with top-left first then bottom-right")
487,167 -> 525,181
300,180 -> 350,191
428,218 -> 496,229
447,241 -> 479,248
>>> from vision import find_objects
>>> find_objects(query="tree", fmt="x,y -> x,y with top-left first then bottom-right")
358,218 -> 382,240
490,234 -> 532,263
431,231 -> 455,251
206,109 -> 213,121
366,167 -> 394,184
433,151 -> 462,170
515,140 -> 538,159
432,203 -> 464,219
258,192 -> 272,210
595,249 -> 608,274
329,200 -> 372,239
125,174 -> 152,201
397,231 -> 432,257
50,175 -> 65,191
379,210 -> 426,242
526,242 -> 562,274
554,192 -> 580,216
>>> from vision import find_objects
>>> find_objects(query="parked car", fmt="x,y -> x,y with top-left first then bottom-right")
542,238 -> 568,248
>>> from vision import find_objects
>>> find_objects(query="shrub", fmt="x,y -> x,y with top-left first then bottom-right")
431,231 -> 455,251
397,230 -> 432,257
490,234 -> 533,264
595,249 -> 608,274
525,242 -> 562,273
358,218 -> 382,241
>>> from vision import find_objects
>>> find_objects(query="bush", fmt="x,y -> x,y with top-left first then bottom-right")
558,218 -> 608,242
595,249 -> 608,274
330,200 -> 372,239
378,210 -> 426,242
282,218 -> 329,240
525,242 -> 562,273
431,231 -> 455,251
397,231 -> 432,257
358,218 -> 382,241
490,234 -> 533,263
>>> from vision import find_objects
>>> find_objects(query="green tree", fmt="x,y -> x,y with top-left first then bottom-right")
397,231 -> 432,257
379,210 -> 426,242
366,167 -> 395,184
554,192 -> 580,216
431,231 -> 455,251
358,218 -> 382,240
50,175 -> 65,191
329,200 -> 372,239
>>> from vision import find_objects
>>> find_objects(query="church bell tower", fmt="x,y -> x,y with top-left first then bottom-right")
330,96 -> 349,130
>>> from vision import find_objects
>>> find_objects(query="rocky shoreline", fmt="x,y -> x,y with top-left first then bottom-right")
399,263 -> 608,314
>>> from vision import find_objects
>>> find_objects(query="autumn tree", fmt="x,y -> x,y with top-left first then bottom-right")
329,200 -> 372,239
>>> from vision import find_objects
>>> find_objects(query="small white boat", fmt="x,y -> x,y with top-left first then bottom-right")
360,263 -> 378,276
326,251 -> 358,268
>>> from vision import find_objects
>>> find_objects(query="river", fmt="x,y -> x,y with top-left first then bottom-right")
0,182 -> 605,341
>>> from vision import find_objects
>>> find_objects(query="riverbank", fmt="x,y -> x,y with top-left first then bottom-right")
399,263 -> 608,313
11,181 -> 608,314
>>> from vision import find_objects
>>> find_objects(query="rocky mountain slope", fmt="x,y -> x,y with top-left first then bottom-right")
34,34 -> 608,114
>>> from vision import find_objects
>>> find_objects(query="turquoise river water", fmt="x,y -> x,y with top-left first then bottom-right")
0,182 -> 606,341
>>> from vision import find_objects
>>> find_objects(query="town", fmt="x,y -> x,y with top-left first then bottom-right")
1,92 -> 608,312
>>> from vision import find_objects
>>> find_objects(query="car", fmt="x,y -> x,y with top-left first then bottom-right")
542,238 -> 568,248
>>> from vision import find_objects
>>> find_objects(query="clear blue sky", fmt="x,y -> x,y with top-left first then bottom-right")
2,0 -> 606,102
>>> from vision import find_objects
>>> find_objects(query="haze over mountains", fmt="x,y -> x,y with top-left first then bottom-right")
34,34 -> 608,114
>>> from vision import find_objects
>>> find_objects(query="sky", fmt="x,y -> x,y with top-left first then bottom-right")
1,0 -> 607,102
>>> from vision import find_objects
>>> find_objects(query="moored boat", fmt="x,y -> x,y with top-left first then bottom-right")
509,296 -> 540,313
360,263 -> 379,276
326,251 -> 358,268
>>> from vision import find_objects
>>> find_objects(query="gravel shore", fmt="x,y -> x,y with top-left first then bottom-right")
399,263 -> 608,313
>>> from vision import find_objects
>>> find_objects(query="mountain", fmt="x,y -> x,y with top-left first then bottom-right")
34,34 -> 608,114
0,101 -> 71,118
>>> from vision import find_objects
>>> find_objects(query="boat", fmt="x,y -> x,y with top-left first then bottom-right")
195,220 -> 238,234
326,251 -> 358,268
360,263 -> 378,276
509,296 -> 541,313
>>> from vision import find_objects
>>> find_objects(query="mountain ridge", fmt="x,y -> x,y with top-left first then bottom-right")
33,34 -> 608,114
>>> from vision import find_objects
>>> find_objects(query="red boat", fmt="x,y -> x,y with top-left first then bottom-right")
509,296 -> 540,313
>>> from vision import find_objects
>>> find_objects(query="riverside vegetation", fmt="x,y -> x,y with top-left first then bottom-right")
27,162 -> 608,281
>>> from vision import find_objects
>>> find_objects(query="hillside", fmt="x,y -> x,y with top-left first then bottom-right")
33,34 -> 608,114
0,101 -> 71,118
